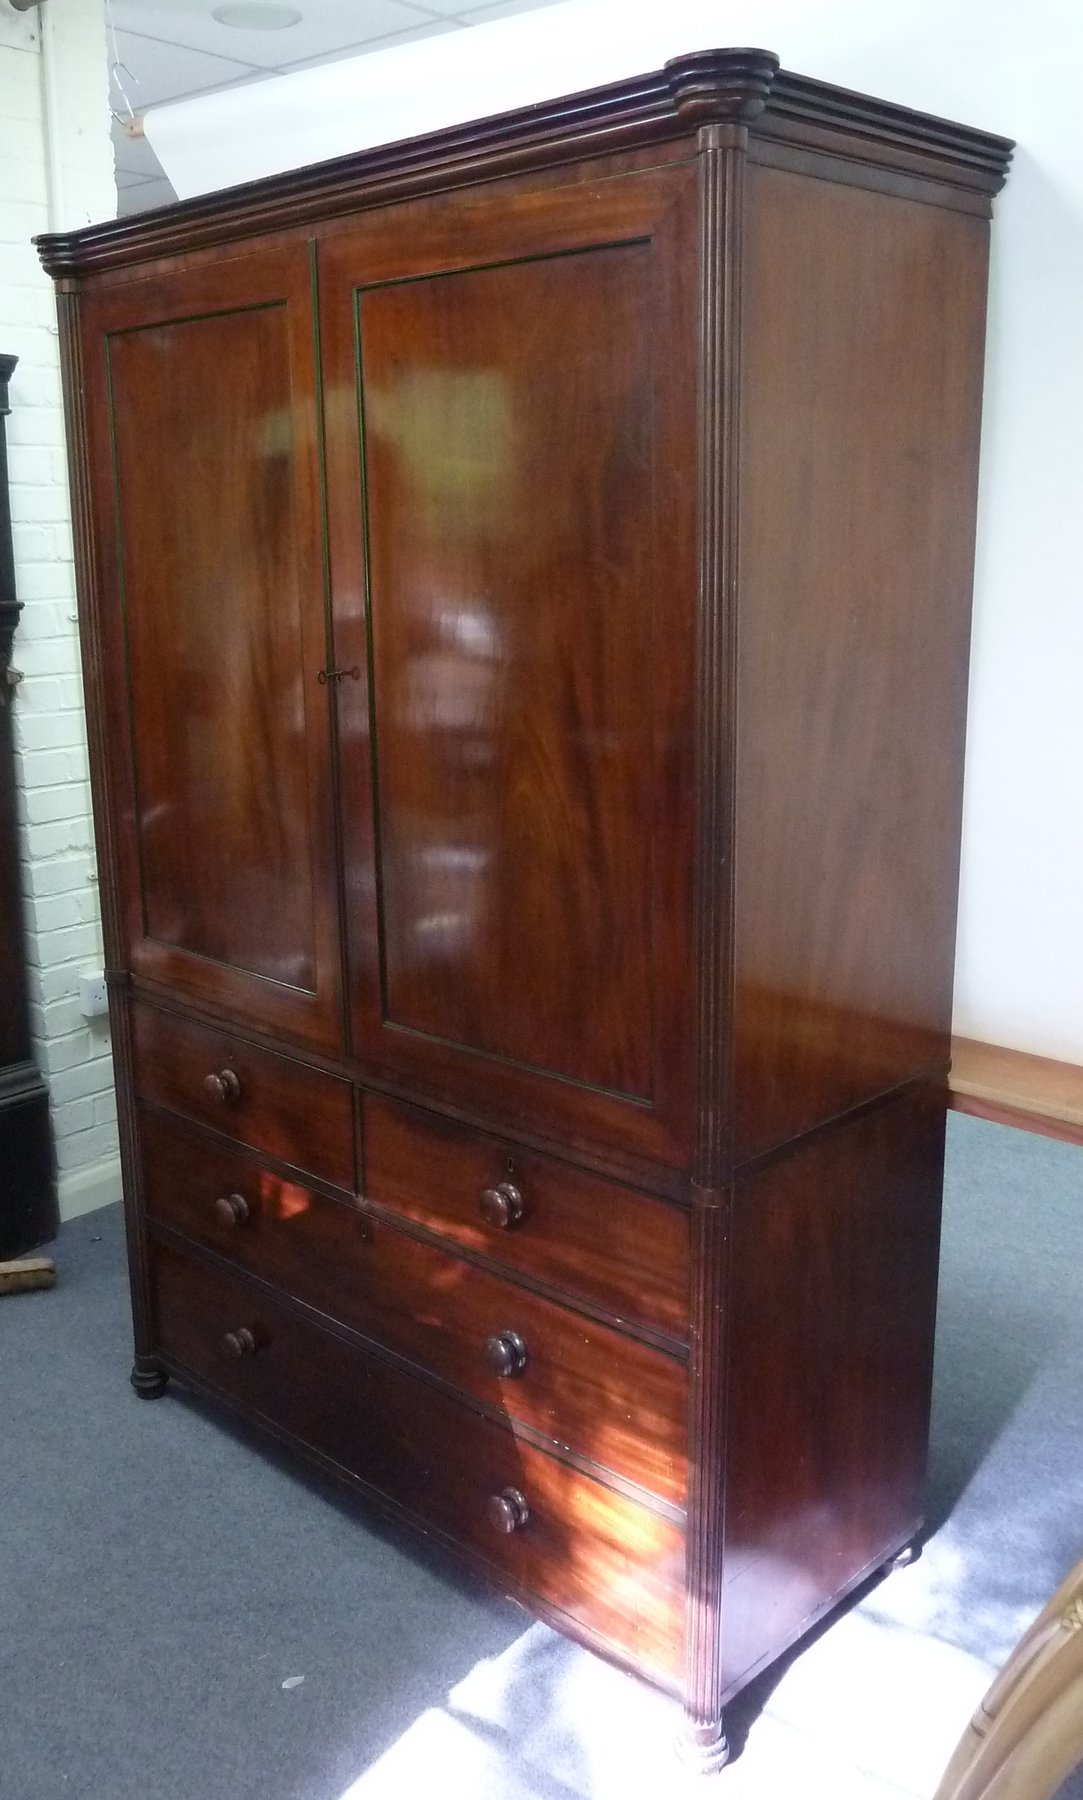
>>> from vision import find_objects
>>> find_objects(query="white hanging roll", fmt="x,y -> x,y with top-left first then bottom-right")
140,1 -> 744,200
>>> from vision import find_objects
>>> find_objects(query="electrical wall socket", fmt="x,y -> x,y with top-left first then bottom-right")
78,972 -> 109,1019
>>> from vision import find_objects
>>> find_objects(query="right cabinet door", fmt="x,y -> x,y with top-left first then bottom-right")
320,162 -> 699,1170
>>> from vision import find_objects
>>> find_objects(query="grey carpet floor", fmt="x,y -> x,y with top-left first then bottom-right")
2,1111 -> 1081,1800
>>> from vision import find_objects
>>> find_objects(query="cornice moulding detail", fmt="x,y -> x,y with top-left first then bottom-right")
34,49 -> 1015,280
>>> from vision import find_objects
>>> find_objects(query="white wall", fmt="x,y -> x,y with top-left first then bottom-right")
684,0 -> 1083,1064
145,0 -> 1083,1067
617,0 -> 1083,1065
0,0 -> 120,1218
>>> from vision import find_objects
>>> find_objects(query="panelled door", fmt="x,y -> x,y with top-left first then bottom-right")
320,163 -> 700,1167
80,244 -> 343,1051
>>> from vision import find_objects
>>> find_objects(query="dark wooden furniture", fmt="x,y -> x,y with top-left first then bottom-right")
0,353 -> 56,1256
38,50 -> 1013,1768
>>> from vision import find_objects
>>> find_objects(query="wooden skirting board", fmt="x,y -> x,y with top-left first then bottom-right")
950,1039 -> 1083,1148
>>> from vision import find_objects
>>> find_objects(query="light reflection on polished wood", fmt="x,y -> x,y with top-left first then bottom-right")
319,167 -> 700,1168
80,247 -> 343,1050
733,171 -> 991,1165
109,305 -> 316,988
149,1236 -> 687,1684
131,1000 -> 355,1191
139,1107 -> 688,1505
47,46 -> 1012,1767
360,246 -> 655,1096
363,1092 -> 690,1344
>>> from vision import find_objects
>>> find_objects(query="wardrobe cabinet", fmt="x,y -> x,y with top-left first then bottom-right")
39,48 -> 1012,1767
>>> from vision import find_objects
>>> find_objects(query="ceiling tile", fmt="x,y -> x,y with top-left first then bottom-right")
111,27 -> 259,106
456,0 -> 568,16
109,0 -> 572,216
279,17 -> 465,74
408,0 -> 560,14
110,1 -> 440,72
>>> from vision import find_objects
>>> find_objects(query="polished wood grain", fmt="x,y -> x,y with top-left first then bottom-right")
44,51 -> 1011,1762
720,1086 -> 945,1695
139,1104 -> 362,1287
139,1107 -> 687,1504
949,1094 -> 1083,1149
55,294 -> 165,1390
950,1038 -> 1083,1135
732,164 -> 993,1165
363,1092 -> 689,1344
77,246 -> 343,1050
681,128 -> 744,1771
320,165 -> 700,1169
362,245 -> 654,1097
149,1235 -> 686,1683
304,1212 -> 688,1506
111,307 -> 314,984
131,1000 -> 355,1190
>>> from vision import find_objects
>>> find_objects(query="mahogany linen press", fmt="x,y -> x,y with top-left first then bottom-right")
38,48 -> 1012,1769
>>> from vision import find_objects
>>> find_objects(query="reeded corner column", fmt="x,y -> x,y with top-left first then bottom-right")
669,47 -> 780,1772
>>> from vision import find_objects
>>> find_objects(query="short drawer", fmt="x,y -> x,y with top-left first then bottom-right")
138,1108 -> 366,1319
139,1110 -> 686,1506
149,1239 -> 685,1684
130,1000 -> 354,1190
363,1094 -> 689,1342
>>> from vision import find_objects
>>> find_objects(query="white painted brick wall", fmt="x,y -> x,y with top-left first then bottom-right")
2,3 -> 119,1220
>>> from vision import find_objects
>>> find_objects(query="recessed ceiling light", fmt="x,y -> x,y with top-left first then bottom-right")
212,4 -> 303,28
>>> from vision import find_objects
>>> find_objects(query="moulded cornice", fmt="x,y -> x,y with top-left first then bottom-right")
34,49 -> 1014,281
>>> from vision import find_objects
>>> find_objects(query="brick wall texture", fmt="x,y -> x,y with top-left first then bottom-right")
2,4 -> 118,1217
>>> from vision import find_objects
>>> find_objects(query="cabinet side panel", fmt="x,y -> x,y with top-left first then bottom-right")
721,1086 -> 944,1695
733,165 -> 990,1163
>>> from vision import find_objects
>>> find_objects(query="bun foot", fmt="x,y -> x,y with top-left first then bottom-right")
130,1357 -> 169,1399
675,1717 -> 731,1775
883,1539 -> 920,1573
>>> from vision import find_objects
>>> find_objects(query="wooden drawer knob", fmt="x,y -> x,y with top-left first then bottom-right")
487,1487 -> 529,1535
214,1192 -> 250,1228
204,1068 -> 241,1105
479,1181 -> 524,1230
484,1330 -> 527,1379
222,1326 -> 258,1358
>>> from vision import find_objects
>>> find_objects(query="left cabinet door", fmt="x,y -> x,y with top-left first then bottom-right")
77,244 -> 343,1050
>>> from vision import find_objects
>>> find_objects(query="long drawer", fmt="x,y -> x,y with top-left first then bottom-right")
148,1237 -> 686,1684
363,1094 -> 689,1343
131,999 -> 355,1190
139,1110 -> 687,1505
